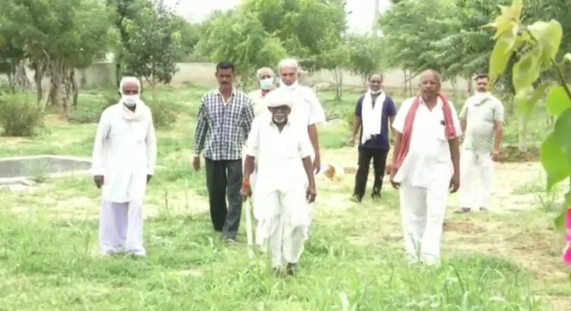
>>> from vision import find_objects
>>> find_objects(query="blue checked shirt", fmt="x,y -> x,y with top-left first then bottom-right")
193,89 -> 255,161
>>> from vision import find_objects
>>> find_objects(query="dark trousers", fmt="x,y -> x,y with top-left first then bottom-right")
353,146 -> 389,200
205,158 -> 243,239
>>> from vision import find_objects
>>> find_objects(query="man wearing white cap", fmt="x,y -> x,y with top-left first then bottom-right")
241,88 -> 317,276
92,76 -> 157,257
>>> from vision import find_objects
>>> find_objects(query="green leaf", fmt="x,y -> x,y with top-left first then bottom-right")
554,206 -> 567,235
546,86 -> 571,117
519,82 -> 554,119
527,20 -> 563,65
540,131 -> 571,192
563,53 -> 571,65
489,30 -> 517,83
512,47 -> 541,94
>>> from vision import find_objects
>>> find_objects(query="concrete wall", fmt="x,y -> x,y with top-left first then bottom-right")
3,62 -> 475,94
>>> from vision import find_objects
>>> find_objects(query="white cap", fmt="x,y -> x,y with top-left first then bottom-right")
265,89 -> 293,108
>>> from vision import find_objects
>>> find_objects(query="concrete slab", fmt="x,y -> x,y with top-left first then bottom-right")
0,155 -> 91,184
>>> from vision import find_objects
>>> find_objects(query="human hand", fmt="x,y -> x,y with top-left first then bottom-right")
94,175 -> 104,189
306,185 -> 317,203
240,185 -> 252,201
491,149 -> 500,161
313,155 -> 321,174
192,155 -> 201,171
390,167 -> 400,189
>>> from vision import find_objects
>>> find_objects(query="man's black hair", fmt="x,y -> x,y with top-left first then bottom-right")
475,73 -> 489,81
216,61 -> 235,73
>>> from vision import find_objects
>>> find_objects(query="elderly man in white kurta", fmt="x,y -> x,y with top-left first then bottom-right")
241,89 -> 317,276
248,67 -> 277,251
278,58 -> 325,238
457,73 -> 504,213
390,70 -> 461,266
92,76 -> 157,257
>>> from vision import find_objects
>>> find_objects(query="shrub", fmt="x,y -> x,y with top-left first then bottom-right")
145,99 -> 178,130
67,91 -> 117,124
0,94 -> 45,137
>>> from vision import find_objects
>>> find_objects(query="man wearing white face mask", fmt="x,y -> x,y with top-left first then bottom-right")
91,76 -> 157,257
278,58 -> 326,239
457,74 -> 504,213
249,67 -> 276,117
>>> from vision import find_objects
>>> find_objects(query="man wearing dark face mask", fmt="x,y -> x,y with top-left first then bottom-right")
349,74 -> 397,202
193,61 -> 255,244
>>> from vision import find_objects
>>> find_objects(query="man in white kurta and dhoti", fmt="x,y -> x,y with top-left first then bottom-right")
390,70 -> 461,266
241,89 -> 317,276
248,67 -> 277,251
277,58 -> 325,239
92,76 -> 157,257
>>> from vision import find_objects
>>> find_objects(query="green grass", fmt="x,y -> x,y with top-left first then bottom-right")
0,86 -> 567,310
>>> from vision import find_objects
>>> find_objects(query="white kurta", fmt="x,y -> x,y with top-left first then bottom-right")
246,114 -> 313,267
91,103 -> 157,203
248,89 -> 270,117
392,97 -> 462,265
287,86 -> 325,238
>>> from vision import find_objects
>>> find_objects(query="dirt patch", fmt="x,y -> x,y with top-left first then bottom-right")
443,219 -> 486,234
496,145 -> 540,163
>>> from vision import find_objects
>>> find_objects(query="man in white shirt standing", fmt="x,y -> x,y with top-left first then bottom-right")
248,67 -> 276,117
456,74 -> 504,213
390,70 -> 462,266
92,76 -> 157,257
277,58 -> 325,238
241,89 -> 317,276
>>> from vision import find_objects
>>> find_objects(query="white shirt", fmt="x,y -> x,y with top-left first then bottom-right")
392,97 -> 462,187
246,114 -> 313,194
287,86 -> 326,160
91,104 -> 157,202
248,89 -> 269,117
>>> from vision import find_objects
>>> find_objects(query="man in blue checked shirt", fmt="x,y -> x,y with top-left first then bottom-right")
193,61 -> 255,244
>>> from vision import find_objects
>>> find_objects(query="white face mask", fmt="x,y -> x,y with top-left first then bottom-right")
122,94 -> 140,106
260,78 -> 274,90
369,88 -> 382,95
280,79 -> 298,90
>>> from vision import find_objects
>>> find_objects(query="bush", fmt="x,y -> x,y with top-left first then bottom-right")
0,94 -> 45,137
67,91 -> 117,124
146,99 -> 178,130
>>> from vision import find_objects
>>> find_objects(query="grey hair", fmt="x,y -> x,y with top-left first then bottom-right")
278,58 -> 299,73
256,67 -> 275,79
119,76 -> 141,93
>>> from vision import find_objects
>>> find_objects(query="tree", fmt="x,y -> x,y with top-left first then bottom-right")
176,18 -> 201,61
0,0 -> 116,110
122,0 -> 182,99
379,0 -> 455,76
486,0 -> 571,232
196,11 -> 288,88
240,0 -> 348,67
346,34 -> 385,90
106,0 -> 139,87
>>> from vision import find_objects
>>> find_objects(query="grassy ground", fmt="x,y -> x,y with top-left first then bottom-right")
0,86 -> 568,310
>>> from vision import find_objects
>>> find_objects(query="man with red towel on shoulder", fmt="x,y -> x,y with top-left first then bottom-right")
389,69 -> 462,266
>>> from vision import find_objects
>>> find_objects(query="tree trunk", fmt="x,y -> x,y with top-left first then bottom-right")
518,113 -> 528,153
33,62 -> 44,105
70,69 -> 79,109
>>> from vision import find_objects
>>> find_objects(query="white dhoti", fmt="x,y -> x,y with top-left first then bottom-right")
255,186 -> 309,268
399,175 -> 449,266
250,170 -> 268,252
99,199 -> 145,256
459,150 -> 494,209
